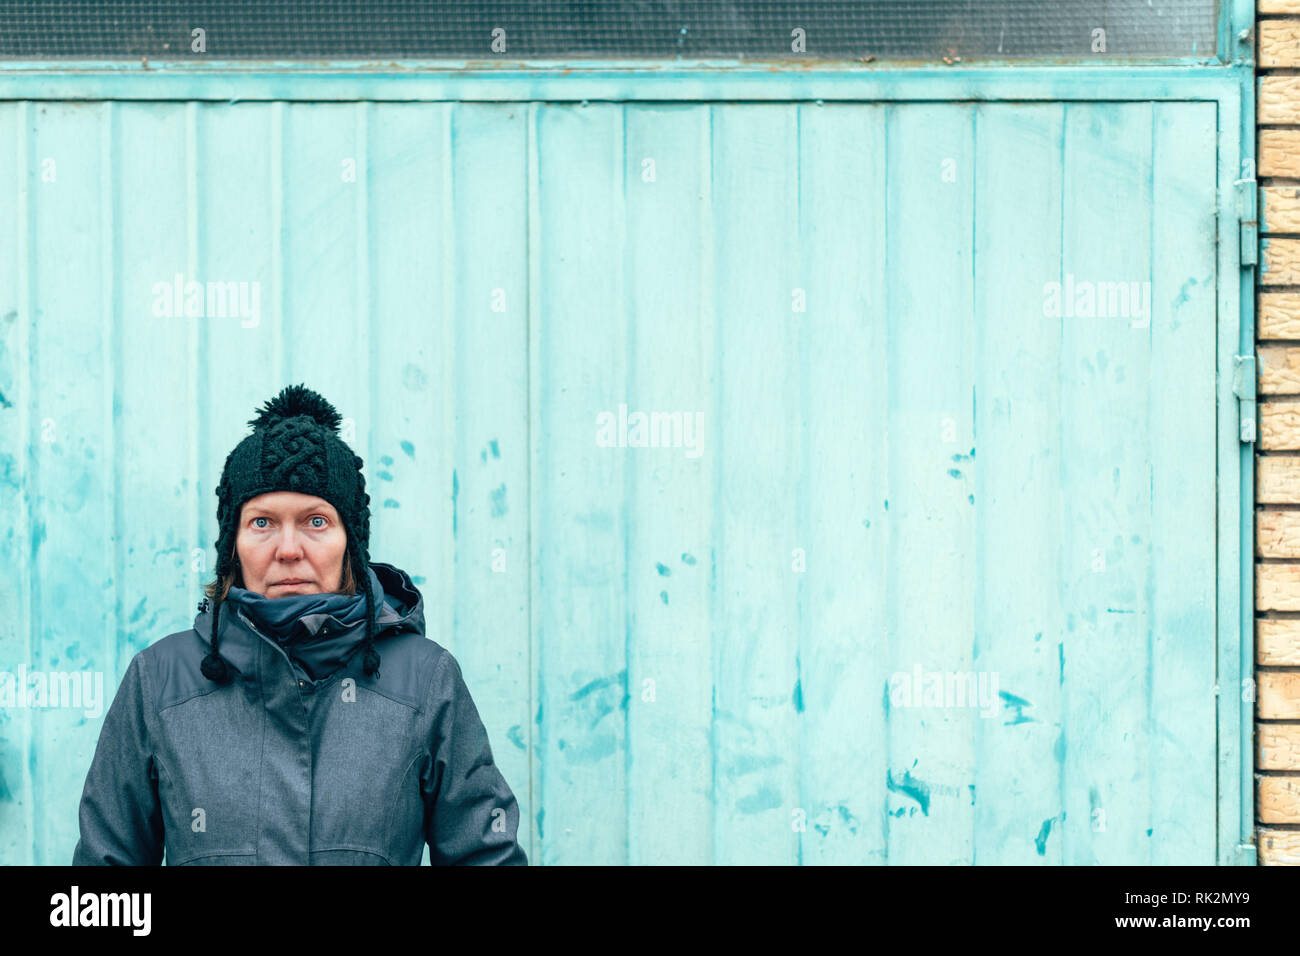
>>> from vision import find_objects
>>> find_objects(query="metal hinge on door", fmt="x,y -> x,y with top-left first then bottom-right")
1233,354 -> 1257,443
1235,179 -> 1258,267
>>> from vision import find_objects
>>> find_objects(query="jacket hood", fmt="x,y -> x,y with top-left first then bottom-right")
193,561 -> 425,682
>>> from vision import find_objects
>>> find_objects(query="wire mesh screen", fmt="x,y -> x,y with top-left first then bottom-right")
0,1 -> 1220,60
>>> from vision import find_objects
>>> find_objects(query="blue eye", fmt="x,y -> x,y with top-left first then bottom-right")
249,515 -> 326,529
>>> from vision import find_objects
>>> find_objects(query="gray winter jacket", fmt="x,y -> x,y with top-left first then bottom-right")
71,562 -> 527,865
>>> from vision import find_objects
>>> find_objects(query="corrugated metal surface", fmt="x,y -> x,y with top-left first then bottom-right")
0,98 -> 1223,864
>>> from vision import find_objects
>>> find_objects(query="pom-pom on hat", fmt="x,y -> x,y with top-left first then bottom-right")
201,384 -> 379,683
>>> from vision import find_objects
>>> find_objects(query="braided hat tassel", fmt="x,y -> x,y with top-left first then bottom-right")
200,597 -> 234,684
356,538 -> 381,679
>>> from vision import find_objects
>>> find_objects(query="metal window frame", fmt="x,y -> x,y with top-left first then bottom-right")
0,0 -> 1258,75
0,0 -> 1251,69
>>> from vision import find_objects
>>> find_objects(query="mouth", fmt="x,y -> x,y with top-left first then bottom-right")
274,579 -> 312,586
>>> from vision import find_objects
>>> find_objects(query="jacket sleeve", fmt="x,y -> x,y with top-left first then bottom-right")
71,652 -> 165,865
421,651 -> 528,865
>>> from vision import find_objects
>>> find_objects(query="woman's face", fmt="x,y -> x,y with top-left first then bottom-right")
235,491 -> 347,597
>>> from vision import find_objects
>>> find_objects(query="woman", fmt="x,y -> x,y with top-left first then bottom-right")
72,384 -> 527,865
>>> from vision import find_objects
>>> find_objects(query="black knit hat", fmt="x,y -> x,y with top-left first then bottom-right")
200,384 -> 380,684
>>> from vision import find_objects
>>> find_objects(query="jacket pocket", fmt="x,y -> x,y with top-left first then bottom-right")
169,850 -> 258,865
309,847 -> 393,865
156,693 -> 260,862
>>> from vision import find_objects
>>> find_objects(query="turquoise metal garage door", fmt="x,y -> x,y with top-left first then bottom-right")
0,87 -> 1245,865
525,99 -> 1223,864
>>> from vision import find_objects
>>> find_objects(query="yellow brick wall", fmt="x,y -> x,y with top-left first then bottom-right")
1256,0 -> 1300,866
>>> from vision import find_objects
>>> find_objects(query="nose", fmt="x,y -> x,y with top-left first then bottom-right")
274,525 -> 305,560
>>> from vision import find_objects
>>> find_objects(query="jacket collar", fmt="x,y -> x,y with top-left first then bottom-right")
193,561 -> 425,680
